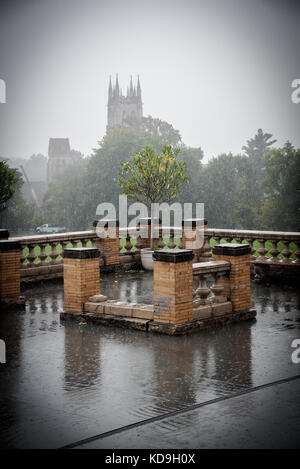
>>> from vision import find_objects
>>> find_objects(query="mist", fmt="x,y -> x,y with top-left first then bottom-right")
0,0 -> 299,162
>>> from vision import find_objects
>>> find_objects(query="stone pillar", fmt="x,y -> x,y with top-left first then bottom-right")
212,243 -> 251,312
0,229 -> 9,241
182,218 -> 207,262
153,249 -> 194,325
93,219 -> 120,267
0,240 -> 25,306
63,247 -> 100,313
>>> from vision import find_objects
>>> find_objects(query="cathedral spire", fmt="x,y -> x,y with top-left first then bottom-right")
108,75 -> 112,101
130,75 -> 134,97
115,73 -> 120,97
137,75 -> 141,99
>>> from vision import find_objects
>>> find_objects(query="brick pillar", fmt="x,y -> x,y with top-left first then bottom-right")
182,218 -> 207,262
93,219 -> 120,267
0,229 -> 9,240
0,240 -> 25,306
212,243 -> 251,312
63,247 -> 100,313
153,249 -> 194,324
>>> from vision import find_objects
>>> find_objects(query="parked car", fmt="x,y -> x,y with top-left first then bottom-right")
36,224 -> 66,234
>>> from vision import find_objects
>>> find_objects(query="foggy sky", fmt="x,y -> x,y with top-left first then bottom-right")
0,0 -> 299,162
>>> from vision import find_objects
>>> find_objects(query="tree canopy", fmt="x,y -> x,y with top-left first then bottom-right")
0,160 -> 20,213
119,146 -> 188,208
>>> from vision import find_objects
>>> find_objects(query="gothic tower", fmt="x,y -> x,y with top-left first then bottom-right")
47,138 -> 72,183
107,74 -> 143,131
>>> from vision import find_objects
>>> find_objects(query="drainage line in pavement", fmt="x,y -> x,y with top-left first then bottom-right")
60,373 -> 300,449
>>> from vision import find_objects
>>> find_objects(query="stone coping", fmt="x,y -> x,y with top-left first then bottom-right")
213,243 -> 251,256
153,249 -> 194,263
11,230 -> 96,245
63,247 -> 100,259
10,227 -> 300,247
0,240 -> 21,251
193,260 -> 231,275
206,228 -> 300,240
181,218 -> 207,227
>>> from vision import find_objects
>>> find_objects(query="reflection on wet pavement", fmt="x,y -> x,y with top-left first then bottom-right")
0,271 -> 299,448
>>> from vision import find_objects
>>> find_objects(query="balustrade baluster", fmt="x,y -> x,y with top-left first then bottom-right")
269,239 -> 280,263
199,235 -> 212,261
280,240 -> 292,264
50,242 -> 61,263
135,235 -> 142,251
27,245 -> 37,267
124,233 -> 132,253
194,274 -> 211,304
257,239 -> 268,262
39,243 -> 48,265
210,272 -> 226,303
168,231 -> 176,250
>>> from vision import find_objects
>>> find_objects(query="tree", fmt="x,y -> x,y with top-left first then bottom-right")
261,142 -> 300,231
43,158 -> 90,231
176,145 -> 204,207
0,160 -> 19,214
123,115 -> 181,147
119,146 -> 188,208
0,165 -> 35,233
199,153 -> 261,229
242,128 -> 276,179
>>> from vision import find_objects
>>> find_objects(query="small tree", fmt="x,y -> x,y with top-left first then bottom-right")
119,146 -> 188,207
0,160 -> 20,214
119,146 -> 189,248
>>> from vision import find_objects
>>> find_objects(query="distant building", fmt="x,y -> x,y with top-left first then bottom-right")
47,138 -> 73,183
107,74 -> 143,131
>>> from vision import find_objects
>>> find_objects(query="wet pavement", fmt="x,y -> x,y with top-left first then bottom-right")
0,271 -> 300,448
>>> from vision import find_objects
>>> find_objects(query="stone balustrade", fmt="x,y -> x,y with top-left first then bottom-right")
192,260 -> 232,320
205,228 -> 300,265
11,231 -> 97,282
8,226 -> 300,283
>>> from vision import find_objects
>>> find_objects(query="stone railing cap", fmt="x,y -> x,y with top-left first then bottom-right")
0,229 -> 9,239
63,247 -> 100,259
182,218 -> 207,227
153,249 -> 194,263
213,243 -> 251,256
0,240 -> 20,251
93,219 -> 120,227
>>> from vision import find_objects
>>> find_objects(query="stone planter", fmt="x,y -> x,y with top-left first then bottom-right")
141,248 -> 154,271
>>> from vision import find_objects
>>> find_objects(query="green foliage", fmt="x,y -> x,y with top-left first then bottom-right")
119,146 -> 189,207
242,128 -> 276,179
199,153 -> 261,229
261,142 -> 300,231
0,165 -> 35,233
0,160 -> 20,213
123,115 -> 181,147
11,123 -> 298,234
43,158 -> 90,231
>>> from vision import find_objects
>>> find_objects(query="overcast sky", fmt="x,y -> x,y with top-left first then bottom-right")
0,0 -> 299,162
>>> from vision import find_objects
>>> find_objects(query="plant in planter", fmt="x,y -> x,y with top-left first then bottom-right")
118,146 -> 188,269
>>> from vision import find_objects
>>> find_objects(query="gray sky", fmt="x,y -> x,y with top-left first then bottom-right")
0,0 -> 299,162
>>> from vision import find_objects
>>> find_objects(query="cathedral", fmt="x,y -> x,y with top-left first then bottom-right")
107,74 -> 143,131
